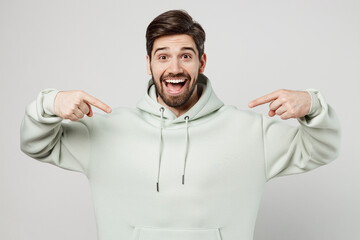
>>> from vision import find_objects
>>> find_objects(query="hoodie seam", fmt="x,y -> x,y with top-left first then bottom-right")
261,115 -> 269,182
85,117 -> 95,179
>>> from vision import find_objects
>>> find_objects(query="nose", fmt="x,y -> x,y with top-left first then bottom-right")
168,58 -> 183,74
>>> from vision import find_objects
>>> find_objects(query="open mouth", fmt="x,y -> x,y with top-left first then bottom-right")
163,79 -> 188,95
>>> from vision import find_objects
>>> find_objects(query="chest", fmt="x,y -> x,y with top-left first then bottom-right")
89,117 -> 265,192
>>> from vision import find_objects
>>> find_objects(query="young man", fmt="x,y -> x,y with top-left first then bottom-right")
20,10 -> 341,240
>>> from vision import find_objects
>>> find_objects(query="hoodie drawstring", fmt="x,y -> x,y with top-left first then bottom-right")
156,107 -> 190,192
182,116 -> 189,185
156,107 -> 165,192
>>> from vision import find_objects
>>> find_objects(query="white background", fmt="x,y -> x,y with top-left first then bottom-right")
1,0 -> 359,239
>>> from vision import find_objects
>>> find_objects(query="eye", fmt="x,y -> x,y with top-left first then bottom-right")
182,54 -> 191,59
159,55 -> 167,60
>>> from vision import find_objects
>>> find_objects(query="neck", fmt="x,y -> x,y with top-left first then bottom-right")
157,85 -> 202,117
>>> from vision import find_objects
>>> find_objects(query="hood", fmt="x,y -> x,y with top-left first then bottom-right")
136,73 -> 224,192
136,73 -> 224,123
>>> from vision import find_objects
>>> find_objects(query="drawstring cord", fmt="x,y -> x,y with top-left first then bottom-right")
156,107 -> 190,192
182,116 -> 189,185
156,107 -> 164,192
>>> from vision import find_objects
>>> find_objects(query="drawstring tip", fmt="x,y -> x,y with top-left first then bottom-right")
182,175 -> 185,184
156,182 -> 159,192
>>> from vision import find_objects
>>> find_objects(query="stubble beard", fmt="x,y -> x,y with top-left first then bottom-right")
152,70 -> 200,108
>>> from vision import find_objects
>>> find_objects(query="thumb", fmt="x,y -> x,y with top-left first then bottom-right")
86,103 -> 93,117
268,109 -> 276,117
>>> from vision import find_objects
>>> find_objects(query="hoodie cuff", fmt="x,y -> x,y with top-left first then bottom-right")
305,89 -> 322,117
42,88 -> 60,116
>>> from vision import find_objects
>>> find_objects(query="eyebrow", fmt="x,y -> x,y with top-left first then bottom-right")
153,47 -> 197,56
153,47 -> 168,55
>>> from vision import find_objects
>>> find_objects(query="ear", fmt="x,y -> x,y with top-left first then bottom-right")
199,53 -> 207,73
146,55 -> 152,75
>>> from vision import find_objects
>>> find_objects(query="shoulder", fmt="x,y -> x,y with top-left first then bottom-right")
93,106 -> 138,117
83,107 -> 142,133
219,104 -> 263,122
83,107 -> 139,126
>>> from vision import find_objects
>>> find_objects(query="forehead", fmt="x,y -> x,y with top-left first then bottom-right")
152,34 -> 197,55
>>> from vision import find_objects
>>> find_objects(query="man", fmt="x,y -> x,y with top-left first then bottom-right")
20,9 -> 341,240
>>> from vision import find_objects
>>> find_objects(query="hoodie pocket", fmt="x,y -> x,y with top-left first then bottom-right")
131,226 -> 222,240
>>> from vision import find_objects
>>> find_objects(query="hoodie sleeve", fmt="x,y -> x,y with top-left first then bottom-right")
262,89 -> 341,182
20,88 -> 92,175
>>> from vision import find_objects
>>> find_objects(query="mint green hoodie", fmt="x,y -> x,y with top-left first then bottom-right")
20,74 -> 341,240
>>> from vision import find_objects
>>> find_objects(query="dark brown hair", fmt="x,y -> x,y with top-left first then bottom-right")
146,10 -> 206,60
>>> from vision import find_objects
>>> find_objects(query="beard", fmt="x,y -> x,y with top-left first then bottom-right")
152,70 -> 200,108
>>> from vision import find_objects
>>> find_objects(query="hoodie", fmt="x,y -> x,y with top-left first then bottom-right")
20,73 -> 341,240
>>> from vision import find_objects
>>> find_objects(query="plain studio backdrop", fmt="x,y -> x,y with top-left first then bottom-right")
0,0 -> 359,239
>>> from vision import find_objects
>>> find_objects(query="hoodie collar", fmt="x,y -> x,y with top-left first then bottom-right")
136,73 -> 224,123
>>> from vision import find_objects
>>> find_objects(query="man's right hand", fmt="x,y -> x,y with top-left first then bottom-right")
54,90 -> 112,121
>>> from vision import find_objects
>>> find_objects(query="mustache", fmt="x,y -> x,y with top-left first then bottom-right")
160,73 -> 191,82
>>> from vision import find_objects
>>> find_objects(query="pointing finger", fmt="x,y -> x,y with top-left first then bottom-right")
248,90 -> 281,108
82,92 -> 112,113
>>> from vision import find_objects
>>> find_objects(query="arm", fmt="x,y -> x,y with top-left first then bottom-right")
20,88 -> 111,175
249,89 -> 341,181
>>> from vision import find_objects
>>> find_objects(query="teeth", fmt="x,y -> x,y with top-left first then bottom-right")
165,79 -> 186,83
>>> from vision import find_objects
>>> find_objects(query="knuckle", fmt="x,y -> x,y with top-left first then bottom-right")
78,90 -> 85,95
280,97 -> 287,102
71,103 -> 79,109
76,91 -> 85,99
277,89 -> 285,94
74,99 -> 81,105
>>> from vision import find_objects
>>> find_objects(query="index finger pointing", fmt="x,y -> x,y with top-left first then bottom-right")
82,92 -> 112,113
248,90 -> 280,108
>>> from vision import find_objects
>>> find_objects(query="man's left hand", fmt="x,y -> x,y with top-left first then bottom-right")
248,89 -> 311,120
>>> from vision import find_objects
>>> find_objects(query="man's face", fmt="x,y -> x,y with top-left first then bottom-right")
147,34 -> 206,108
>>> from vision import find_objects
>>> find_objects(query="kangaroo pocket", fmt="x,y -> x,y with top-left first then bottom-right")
131,226 -> 222,240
